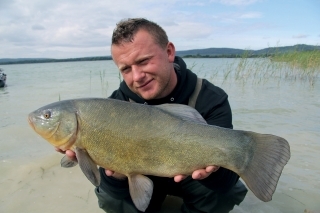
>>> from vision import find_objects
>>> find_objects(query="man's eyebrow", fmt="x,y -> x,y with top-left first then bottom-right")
119,64 -> 130,71
118,55 -> 152,71
136,55 -> 152,63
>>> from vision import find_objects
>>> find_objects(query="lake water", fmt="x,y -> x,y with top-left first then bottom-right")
0,58 -> 319,213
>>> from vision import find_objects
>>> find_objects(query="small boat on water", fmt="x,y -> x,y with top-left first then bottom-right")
0,68 -> 7,87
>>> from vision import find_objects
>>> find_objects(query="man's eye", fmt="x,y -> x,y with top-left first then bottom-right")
121,69 -> 128,74
140,58 -> 149,64
121,67 -> 130,73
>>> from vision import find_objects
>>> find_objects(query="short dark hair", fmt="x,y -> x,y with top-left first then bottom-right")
112,18 -> 169,48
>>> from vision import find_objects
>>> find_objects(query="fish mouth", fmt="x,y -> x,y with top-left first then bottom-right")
28,115 -> 35,130
28,113 -> 61,141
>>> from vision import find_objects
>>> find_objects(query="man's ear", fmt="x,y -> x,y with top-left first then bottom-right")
166,42 -> 176,62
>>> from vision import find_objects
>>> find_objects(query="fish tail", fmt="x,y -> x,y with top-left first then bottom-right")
240,132 -> 290,202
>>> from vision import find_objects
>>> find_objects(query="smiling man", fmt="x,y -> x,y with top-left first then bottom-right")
61,18 -> 247,212
112,29 -> 177,100
92,18 -> 248,213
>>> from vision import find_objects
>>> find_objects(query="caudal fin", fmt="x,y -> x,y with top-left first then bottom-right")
240,132 -> 290,202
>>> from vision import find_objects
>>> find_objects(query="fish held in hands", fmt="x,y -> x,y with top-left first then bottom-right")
28,98 -> 290,212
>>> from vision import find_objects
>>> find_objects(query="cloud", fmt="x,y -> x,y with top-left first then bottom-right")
210,0 -> 262,6
32,25 -> 45,30
226,22 -> 276,34
0,0 -> 12,10
0,0 -> 318,58
185,2 -> 206,6
166,22 -> 214,40
292,34 -> 309,39
0,0 -> 187,58
239,12 -> 262,19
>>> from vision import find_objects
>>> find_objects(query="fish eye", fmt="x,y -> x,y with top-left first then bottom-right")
42,110 -> 51,119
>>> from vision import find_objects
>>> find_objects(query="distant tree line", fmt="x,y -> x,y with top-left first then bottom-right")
1,44 -> 318,65
0,56 -> 113,65
182,53 -> 274,58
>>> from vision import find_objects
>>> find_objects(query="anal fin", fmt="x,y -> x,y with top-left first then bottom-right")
128,174 -> 153,212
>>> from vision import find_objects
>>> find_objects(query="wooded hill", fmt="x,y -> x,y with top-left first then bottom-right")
0,44 -> 319,65
176,44 -> 320,58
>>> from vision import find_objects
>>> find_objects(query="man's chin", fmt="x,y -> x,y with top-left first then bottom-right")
140,94 -> 155,100
138,92 -> 158,100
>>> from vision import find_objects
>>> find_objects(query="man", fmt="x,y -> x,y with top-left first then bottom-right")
60,18 -> 247,212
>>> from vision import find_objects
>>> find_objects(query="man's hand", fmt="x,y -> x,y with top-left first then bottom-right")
105,170 -> 127,180
105,166 -> 220,182
174,165 -> 220,182
55,148 -> 127,180
55,148 -> 78,162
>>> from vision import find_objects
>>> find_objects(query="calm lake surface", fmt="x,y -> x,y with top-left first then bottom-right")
0,59 -> 319,213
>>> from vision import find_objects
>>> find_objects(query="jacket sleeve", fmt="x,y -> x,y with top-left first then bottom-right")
98,167 -> 131,199
195,80 -> 239,193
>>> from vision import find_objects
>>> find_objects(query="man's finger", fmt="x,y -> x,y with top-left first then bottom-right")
64,150 -> 77,162
105,170 -> 115,176
206,165 -> 219,173
174,175 -> 187,182
192,170 -> 203,179
55,147 -> 66,154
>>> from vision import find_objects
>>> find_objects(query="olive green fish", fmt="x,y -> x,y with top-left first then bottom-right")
28,98 -> 290,212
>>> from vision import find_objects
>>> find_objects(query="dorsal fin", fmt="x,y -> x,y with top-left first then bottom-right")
155,104 -> 206,124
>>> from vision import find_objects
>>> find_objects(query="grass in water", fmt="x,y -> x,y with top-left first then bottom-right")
118,71 -> 122,84
100,69 -> 109,97
271,49 -> 320,70
270,50 -> 320,86
201,49 -> 320,87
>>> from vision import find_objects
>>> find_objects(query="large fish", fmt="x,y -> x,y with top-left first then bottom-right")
28,98 -> 290,211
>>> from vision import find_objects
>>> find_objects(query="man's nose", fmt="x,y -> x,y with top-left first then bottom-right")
132,65 -> 145,81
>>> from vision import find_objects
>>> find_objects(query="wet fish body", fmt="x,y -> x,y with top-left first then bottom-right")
28,98 -> 290,211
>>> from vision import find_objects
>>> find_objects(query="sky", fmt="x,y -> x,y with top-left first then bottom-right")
0,0 -> 319,59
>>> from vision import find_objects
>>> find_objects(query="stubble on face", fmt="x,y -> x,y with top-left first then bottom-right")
111,30 -> 177,100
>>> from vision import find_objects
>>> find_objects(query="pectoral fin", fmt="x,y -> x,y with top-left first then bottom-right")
61,155 -> 78,168
75,147 -> 101,186
128,174 -> 153,212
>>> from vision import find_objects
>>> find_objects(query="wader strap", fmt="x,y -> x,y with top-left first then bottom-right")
188,78 -> 203,108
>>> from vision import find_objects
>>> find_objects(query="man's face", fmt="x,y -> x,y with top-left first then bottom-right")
111,30 -> 176,100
